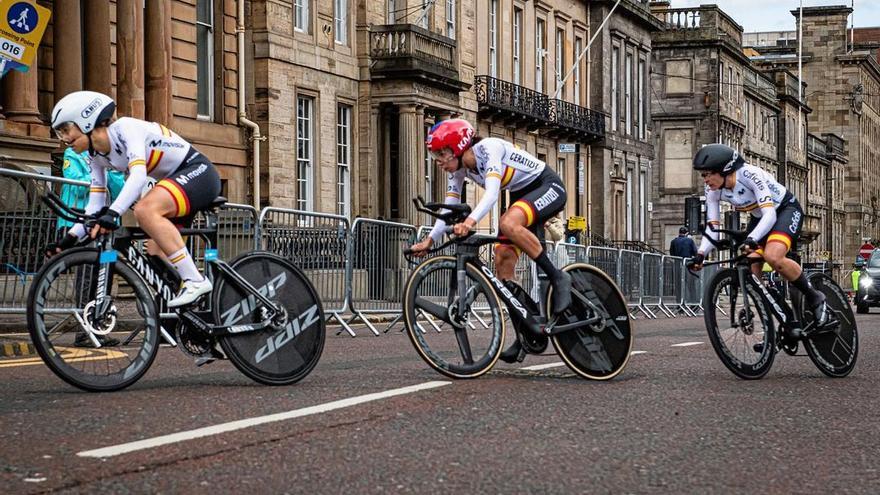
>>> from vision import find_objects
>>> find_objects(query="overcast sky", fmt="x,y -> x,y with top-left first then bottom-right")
670,0 -> 880,32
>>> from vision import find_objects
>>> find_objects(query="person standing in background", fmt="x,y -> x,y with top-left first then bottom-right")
669,226 -> 697,259
56,147 -> 124,231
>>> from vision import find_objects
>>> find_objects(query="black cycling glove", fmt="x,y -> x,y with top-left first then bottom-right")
96,209 -> 121,230
45,233 -> 78,257
686,252 -> 705,269
742,237 -> 759,252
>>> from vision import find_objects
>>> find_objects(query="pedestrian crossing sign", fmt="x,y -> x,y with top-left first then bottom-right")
0,0 -> 50,72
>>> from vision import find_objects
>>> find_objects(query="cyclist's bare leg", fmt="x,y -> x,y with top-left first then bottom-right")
499,208 -> 541,258
133,188 -> 186,257
763,241 -> 801,281
494,244 -> 519,280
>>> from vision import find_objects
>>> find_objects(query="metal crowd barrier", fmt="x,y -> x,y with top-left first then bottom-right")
0,168 -> 86,313
661,256 -> 689,317
259,207 -> 353,336
641,253 -> 665,318
348,218 -> 418,335
617,250 -> 646,318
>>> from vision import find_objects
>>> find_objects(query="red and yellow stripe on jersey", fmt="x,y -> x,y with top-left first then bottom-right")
146,125 -> 172,173
500,166 -> 515,188
511,200 -> 536,227
767,231 -> 792,250
156,179 -> 191,218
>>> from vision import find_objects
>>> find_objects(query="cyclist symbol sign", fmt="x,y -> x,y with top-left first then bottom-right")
0,0 -> 49,74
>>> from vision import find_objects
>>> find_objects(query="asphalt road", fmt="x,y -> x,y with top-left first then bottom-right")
2,313 -> 879,494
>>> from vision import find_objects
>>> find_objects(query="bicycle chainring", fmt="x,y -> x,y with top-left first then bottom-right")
176,322 -> 215,358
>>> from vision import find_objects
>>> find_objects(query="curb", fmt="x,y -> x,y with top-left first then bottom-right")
0,341 -> 36,357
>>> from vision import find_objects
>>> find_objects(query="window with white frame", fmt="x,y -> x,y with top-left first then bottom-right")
489,0 -> 498,78
419,0 -> 429,29
334,0 -> 348,44
336,104 -> 351,217
728,67 -> 733,100
196,0 -> 214,119
297,96 -> 314,211
611,46 -> 618,132
446,0 -> 456,39
295,0 -> 309,33
574,37 -> 582,106
638,58 -> 645,139
557,157 -> 566,188
536,18 -> 546,93
513,7 -> 522,84
555,28 -> 564,94
625,52 -> 632,135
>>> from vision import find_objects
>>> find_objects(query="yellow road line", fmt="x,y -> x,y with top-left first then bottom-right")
0,347 -> 127,368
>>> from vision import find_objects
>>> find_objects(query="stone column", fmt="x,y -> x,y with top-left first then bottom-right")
53,0 -> 83,100
398,104 -> 423,224
83,0 -> 111,95
116,0 -> 145,118
144,0 -> 172,124
5,52 -> 42,123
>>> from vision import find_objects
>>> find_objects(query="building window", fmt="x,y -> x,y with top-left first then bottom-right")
555,28 -> 564,94
334,0 -> 348,44
625,52 -> 632,135
611,46 -> 618,132
337,104 -> 352,218
663,128 -> 693,189
719,61 -> 724,99
446,0 -> 456,39
489,0 -> 498,78
536,18 -> 546,93
295,0 -> 310,32
387,0 -> 396,23
297,96 -> 314,211
728,67 -> 733,100
513,7 -> 522,84
574,36 -> 582,106
638,59 -> 645,139
196,0 -> 214,119
639,170 -> 646,241
418,0 -> 429,29
557,157 -> 566,188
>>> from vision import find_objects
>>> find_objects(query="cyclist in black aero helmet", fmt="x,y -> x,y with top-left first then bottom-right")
688,143 -> 836,336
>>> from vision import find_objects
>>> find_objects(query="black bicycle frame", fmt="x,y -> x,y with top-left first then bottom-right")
91,225 -> 284,338
454,236 -> 604,337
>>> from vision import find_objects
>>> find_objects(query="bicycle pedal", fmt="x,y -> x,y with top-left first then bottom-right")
195,356 -> 216,367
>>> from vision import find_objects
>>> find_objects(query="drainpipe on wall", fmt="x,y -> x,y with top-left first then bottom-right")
238,0 -> 263,210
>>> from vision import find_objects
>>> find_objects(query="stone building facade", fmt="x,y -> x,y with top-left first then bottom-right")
649,3 -> 819,256
746,6 -> 880,265
7,1 -> 250,201
649,4 -> 755,250
588,0 -> 662,243
472,0 -> 606,231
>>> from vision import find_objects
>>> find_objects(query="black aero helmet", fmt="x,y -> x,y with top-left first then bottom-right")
692,143 -> 744,175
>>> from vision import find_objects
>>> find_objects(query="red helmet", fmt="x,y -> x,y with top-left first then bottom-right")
426,119 -> 475,158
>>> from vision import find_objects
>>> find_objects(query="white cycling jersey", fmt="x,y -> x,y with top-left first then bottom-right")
699,163 -> 789,255
428,138 -> 546,242
69,117 -> 194,238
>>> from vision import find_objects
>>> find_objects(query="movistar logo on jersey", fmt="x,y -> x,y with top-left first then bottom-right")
149,139 -> 185,149
175,164 -> 208,185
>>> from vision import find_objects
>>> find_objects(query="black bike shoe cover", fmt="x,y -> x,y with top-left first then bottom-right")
551,271 -> 572,315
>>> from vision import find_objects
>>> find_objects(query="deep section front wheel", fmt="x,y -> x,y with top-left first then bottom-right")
215,251 -> 325,385
548,263 -> 632,380
703,268 -> 775,380
403,256 -> 505,379
27,248 -> 160,392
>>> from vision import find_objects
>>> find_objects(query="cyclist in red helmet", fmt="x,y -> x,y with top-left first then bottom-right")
409,118 -> 572,361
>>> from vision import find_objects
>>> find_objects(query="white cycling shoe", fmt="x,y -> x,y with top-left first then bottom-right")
168,278 -> 213,308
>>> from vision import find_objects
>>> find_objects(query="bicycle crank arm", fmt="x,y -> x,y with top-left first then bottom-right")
543,315 -> 604,335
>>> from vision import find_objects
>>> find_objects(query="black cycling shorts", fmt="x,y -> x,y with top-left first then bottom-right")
746,192 -> 803,252
507,167 -> 567,240
155,148 -> 222,224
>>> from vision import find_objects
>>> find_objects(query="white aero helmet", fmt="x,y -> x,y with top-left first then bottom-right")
51,91 -> 116,134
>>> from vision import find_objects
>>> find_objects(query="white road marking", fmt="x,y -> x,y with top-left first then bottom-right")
671,342 -> 704,347
77,381 -> 451,458
520,362 -> 565,371
630,351 -> 648,355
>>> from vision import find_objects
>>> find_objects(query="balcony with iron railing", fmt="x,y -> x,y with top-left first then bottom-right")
474,75 -> 605,141
369,24 -> 467,92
